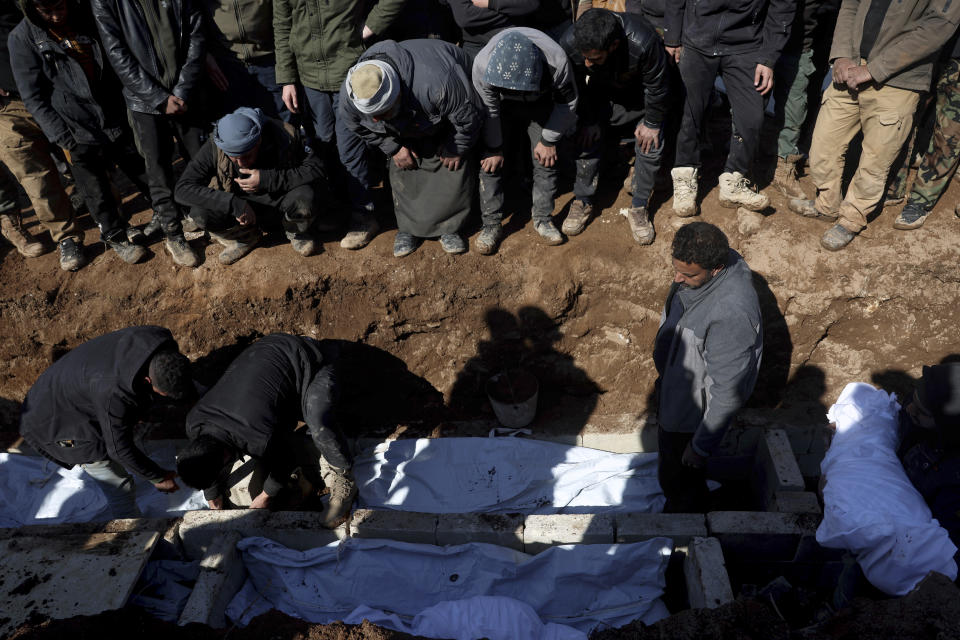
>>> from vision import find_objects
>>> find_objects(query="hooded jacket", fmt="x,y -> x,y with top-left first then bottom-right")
202,0 -> 275,65
339,39 -> 483,159
18,326 -> 178,481
654,250 -> 763,456
90,0 -> 205,114
8,0 -> 128,149
0,3 -> 21,94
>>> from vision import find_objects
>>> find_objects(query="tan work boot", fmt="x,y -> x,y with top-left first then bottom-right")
210,225 -> 261,265
718,171 -> 769,211
561,199 -> 594,236
670,167 -> 699,217
322,466 -> 358,529
772,154 -> 806,199
340,211 -> 379,250
165,235 -> 200,267
1,213 -> 47,258
621,206 -> 655,245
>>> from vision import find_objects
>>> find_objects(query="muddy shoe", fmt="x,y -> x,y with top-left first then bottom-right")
820,224 -> 856,251
341,211 -> 380,250
440,233 -> 466,254
718,171 -> 769,210
788,198 -> 838,221
562,199 -> 594,236
670,166 -> 699,217
210,225 -> 260,265
533,218 -> 564,245
106,235 -> 147,264
1,213 -> 47,258
474,223 -> 504,255
125,224 -> 146,245
58,237 -> 86,271
322,467 -> 358,529
142,213 -> 162,238
893,203 -> 930,230
288,233 -> 320,257
393,232 -> 422,257
164,234 -> 200,267
622,206 -> 655,245
181,215 -> 200,233
773,154 -> 806,200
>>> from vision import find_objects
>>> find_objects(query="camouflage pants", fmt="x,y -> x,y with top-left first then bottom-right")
907,58 -> 960,211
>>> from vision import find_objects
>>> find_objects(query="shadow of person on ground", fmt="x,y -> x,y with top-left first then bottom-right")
746,271 -> 792,409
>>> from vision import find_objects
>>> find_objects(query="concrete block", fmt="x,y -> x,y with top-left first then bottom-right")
178,531 -> 246,628
580,432 -> 645,453
774,491 -> 821,514
707,511 -> 803,561
523,513 -> 614,554
615,513 -> 707,547
263,512 -> 347,550
349,509 -> 438,544
796,452 -> 825,479
754,429 -> 805,509
781,425 -> 814,456
436,513 -> 524,550
683,537 -> 734,609
178,510 -> 346,560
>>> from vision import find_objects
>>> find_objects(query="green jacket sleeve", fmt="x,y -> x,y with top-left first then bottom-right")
273,0 -> 299,85
364,0 -> 410,36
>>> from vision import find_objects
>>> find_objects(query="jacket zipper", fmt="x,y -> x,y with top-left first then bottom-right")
233,0 -> 249,61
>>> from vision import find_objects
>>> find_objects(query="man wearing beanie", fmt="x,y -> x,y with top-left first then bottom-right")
174,107 -> 330,264
340,39 -> 483,257
472,28 -> 579,254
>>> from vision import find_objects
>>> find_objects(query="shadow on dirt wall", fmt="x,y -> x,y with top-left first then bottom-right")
871,353 -> 960,404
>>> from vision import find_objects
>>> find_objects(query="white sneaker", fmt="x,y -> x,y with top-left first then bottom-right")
670,167 -> 699,217
718,171 -> 769,211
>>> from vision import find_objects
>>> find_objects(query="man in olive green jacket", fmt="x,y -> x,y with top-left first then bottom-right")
274,0 -> 407,251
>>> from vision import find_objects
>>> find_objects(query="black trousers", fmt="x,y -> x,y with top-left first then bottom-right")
129,110 -> 205,236
189,184 -> 318,235
303,360 -> 352,470
658,424 -> 709,513
675,46 -> 765,175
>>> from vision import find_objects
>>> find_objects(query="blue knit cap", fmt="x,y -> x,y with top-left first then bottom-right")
213,107 -> 264,155
484,31 -> 543,92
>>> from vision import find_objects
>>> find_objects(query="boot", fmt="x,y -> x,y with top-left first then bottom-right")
340,210 -> 380,250
164,234 -> 200,267
0,213 -> 47,257
322,466 -> 358,529
670,167 -> 699,217
561,199 -> 594,236
210,225 -> 261,265
820,224 -> 856,251
893,203 -> 930,230
105,233 -> 147,264
788,198 -> 838,221
772,155 -> 806,199
142,212 -> 162,238
287,231 -> 320,257
622,206 -> 655,245
439,233 -> 467,254
57,237 -> 86,271
474,223 -> 504,255
718,171 -> 769,211
533,218 -> 564,245
393,231 -> 422,257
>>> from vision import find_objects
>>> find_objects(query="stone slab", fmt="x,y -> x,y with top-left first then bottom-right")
349,509 -> 438,545
178,531 -> 246,628
754,429 -> 805,509
0,531 -> 160,638
523,513 -> 614,554
707,511 -> 804,561
436,513 -> 524,550
683,536 -> 734,609
774,491 -> 821,514
615,513 -> 707,547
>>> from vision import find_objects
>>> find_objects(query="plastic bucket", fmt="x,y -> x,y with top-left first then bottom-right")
485,369 -> 539,428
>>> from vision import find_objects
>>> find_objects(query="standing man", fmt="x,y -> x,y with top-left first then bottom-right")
340,39 -> 483,257
790,0 -> 960,250
176,334 -> 357,528
653,222 -> 763,512
91,0 -> 207,267
663,0 -> 794,216
561,8 -> 670,245
473,27 -> 579,254
19,326 -> 194,520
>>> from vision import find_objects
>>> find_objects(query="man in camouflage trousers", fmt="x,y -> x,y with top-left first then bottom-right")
893,53 -> 960,230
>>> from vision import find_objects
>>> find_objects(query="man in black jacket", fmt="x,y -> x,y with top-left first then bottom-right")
561,9 -> 669,245
91,0 -> 207,268
664,0 -> 794,215
19,326 -> 193,520
175,107 -> 330,264
10,0 -> 150,266
176,334 -> 356,528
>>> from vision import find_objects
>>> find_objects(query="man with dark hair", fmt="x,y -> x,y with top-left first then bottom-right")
175,107 -> 330,264
177,334 -> 356,528
340,39 -> 483,257
10,0 -> 150,267
19,326 -> 193,520
561,8 -> 669,244
653,221 -> 763,512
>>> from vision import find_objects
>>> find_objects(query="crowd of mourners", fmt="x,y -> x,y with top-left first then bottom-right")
1,0 -> 960,271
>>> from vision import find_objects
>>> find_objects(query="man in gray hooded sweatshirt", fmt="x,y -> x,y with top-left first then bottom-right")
653,221 -> 763,512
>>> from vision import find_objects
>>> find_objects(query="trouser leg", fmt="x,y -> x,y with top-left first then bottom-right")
775,50 -> 816,158
528,119 -> 558,221
67,145 -> 124,241
657,425 -> 709,513
908,59 -> 960,210
129,111 -> 183,236
675,48 -> 720,168
333,91 -> 375,212
719,53 -> 765,175
279,183 -> 317,235
809,84 -> 864,218
633,128 -> 664,207
0,161 -> 20,215
82,459 -> 141,520
573,132 -> 601,204
478,166 -> 505,225
189,205 -> 237,232
303,363 -> 352,470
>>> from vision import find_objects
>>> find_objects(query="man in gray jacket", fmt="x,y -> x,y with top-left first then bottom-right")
653,222 -> 763,512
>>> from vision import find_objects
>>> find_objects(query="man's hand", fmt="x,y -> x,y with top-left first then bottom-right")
250,491 -> 271,509
236,202 -> 257,226
207,496 -> 224,510
754,64 -> 774,95
205,54 -> 229,92
282,84 -> 300,114
665,45 -> 682,64
480,153 -> 504,174
832,58 -> 855,87
0,88 -> 8,97
153,471 -> 179,493
635,123 -> 661,154
533,141 -> 558,168
440,154 -> 462,171
472,0 -> 490,6
164,95 -> 187,115
576,124 -> 601,148
235,168 -> 261,192
393,146 -> 419,170
845,65 -> 874,91
362,24 -> 374,39
681,443 -> 706,469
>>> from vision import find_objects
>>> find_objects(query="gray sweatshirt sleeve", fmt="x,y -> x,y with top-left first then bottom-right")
473,42 -> 504,150
524,28 -> 578,145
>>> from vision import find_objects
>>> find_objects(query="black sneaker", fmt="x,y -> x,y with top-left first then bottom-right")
893,203 -> 930,230
106,236 -> 147,264
58,237 -> 86,271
